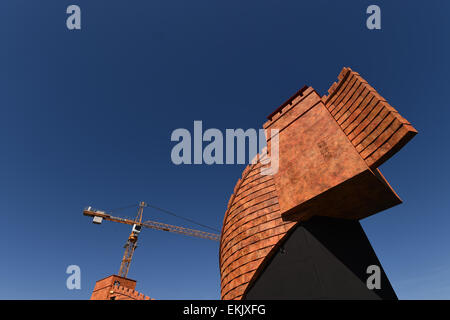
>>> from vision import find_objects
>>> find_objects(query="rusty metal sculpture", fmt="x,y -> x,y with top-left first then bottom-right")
220,67 -> 417,300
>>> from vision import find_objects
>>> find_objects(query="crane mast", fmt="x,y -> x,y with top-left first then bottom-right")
83,201 -> 219,279
118,201 -> 146,278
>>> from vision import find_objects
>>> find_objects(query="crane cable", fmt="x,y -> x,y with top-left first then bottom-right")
108,202 -> 220,233
145,203 -> 220,233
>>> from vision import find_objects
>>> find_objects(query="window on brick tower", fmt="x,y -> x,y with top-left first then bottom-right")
114,281 -> 120,286
110,296 -> 116,300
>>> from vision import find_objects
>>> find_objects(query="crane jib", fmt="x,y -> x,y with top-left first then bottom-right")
83,204 -> 220,278
83,208 -> 220,241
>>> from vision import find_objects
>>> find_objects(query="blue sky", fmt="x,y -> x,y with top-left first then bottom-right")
0,0 -> 449,299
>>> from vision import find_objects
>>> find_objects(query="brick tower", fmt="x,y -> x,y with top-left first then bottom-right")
90,275 -> 152,300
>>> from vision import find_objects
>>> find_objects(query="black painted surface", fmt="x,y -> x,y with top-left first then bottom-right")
244,216 -> 397,300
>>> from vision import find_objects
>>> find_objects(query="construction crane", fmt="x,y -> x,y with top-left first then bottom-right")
83,201 -> 220,278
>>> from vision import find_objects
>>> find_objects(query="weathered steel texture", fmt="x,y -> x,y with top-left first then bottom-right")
219,67 -> 417,300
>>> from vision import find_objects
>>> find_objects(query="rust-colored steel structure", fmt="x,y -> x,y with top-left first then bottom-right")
219,67 -> 417,300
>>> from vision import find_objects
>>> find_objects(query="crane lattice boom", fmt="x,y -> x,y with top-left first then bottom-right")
83,202 -> 220,278
83,208 -> 220,241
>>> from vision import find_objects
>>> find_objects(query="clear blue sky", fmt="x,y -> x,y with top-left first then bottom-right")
0,0 -> 449,299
